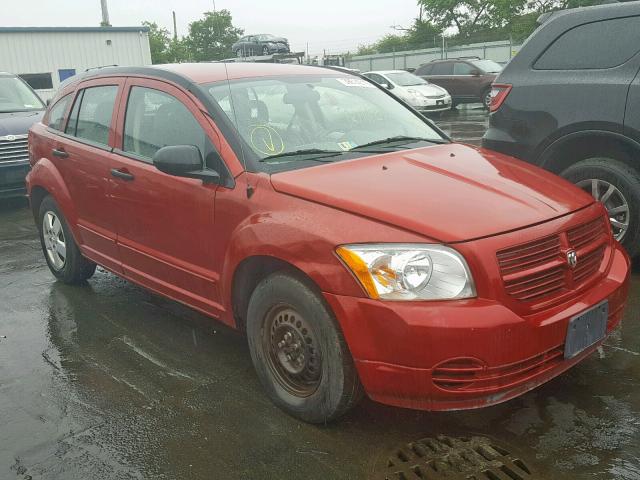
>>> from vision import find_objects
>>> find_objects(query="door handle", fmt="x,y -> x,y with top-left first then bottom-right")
110,168 -> 135,181
52,148 -> 69,159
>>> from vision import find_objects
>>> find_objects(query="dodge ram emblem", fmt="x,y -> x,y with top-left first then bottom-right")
566,250 -> 578,268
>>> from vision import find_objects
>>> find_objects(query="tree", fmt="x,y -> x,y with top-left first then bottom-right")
143,21 -> 172,64
185,10 -> 243,62
417,0 -> 527,36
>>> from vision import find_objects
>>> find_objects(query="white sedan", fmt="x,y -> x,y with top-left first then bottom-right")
363,70 -> 452,114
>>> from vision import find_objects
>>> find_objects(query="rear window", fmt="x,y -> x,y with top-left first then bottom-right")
534,16 -> 640,70
47,94 -> 71,131
430,63 -> 453,75
415,64 -> 433,76
65,85 -> 118,147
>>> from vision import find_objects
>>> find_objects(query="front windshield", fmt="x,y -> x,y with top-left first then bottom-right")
206,74 -> 444,169
0,75 -> 45,112
385,72 -> 428,86
470,59 -> 503,73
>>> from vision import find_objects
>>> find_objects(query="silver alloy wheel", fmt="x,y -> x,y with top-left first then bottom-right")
576,178 -> 630,242
42,211 -> 67,271
483,90 -> 492,109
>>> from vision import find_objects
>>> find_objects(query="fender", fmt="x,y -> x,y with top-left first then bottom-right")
218,213 -> 367,323
538,129 -> 640,169
27,157 -> 82,244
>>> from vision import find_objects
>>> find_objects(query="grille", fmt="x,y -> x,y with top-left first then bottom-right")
497,216 -> 608,303
0,134 -> 29,164
426,94 -> 446,99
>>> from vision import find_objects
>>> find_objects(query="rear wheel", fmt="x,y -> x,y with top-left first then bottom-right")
561,158 -> 640,258
38,196 -> 96,283
482,88 -> 492,110
246,271 -> 363,423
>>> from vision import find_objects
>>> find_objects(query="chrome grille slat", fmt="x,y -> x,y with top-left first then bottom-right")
498,216 -> 608,303
0,137 -> 29,164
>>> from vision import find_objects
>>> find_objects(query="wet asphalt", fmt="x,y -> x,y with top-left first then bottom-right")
1,107 -> 639,480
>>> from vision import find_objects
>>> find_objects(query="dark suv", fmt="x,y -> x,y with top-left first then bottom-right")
0,72 -> 45,198
482,2 -> 640,258
415,58 -> 502,109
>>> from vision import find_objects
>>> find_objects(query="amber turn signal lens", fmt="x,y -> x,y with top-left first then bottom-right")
336,246 -> 380,299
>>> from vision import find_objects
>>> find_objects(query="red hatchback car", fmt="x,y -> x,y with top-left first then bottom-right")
27,64 -> 630,423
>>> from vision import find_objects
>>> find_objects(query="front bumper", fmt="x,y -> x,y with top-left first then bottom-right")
412,96 -> 452,113
324,242 -> 630,411
0,161 -> 29,198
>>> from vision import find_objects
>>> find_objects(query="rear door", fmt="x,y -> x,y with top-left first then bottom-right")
109,77 -> 224,316
54,77 -> 125,272
424,62 -> 455,95
452,61 -> 477,98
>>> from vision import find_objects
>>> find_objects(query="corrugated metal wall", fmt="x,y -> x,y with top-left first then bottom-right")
346,40 -> 521,72
0,30 -> 152,100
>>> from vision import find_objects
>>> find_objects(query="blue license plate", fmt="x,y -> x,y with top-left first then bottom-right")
564,300 -> 608,359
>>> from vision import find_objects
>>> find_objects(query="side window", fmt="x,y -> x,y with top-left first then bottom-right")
415,64 -> 433,76
431,63 -> 453,75
453,62 -> 475,75
66,85 -> 118,146
535,16 -> 640,70
47,94 -> 71,131
123,86 -> 207,162
365,73 -> 385,85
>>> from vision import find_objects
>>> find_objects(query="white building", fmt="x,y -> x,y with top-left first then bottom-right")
0,26 -> 152,101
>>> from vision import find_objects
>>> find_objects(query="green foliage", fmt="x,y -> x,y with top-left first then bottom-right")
143,21 -> 172,64
185,10 -> 244,62
417,0 -> 527,36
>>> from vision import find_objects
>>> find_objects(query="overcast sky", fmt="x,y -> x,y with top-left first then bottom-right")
1,0 -> 420,55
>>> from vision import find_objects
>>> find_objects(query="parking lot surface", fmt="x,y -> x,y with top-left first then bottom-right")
1,108 -> 639,480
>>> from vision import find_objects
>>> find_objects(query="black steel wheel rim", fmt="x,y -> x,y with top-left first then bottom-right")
262,305 -> 322,397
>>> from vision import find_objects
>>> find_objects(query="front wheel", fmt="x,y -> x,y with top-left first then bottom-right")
561,158 -> 640,258
262,45 -> 270,55
246,271 -> 363,423
38,195 -> 96,283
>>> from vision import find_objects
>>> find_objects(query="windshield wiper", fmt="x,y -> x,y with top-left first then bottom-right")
350,136 -> 448,151
259,148 -> 343,162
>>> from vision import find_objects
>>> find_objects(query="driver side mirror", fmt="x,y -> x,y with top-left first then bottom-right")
153,145 -> 220,184
470,69 -> 481,76
380,82 -> 393,90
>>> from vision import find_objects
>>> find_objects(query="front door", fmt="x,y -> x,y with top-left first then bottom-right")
109,78 -> 224,316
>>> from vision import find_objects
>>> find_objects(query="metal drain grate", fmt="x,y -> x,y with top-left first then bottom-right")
375,435 -> 536,480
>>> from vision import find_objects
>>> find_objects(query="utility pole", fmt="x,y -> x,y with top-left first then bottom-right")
100,0 -> 111,27
172,11 -> 178,41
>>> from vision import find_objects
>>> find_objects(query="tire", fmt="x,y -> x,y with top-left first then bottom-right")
246,271 -> 363,423
236,48 -> 242,58
482,88 -> 492,110
38,195 -> 96,284
561,157 -> 640,258
262,46 -> 269,55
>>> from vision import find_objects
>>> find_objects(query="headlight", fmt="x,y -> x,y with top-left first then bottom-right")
407,89 -> 426,98
336,244 -> 476,301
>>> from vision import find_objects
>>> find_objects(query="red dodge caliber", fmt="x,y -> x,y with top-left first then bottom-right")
27,64 -> 630,423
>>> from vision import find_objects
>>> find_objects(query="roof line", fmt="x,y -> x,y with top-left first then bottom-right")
0,26 -> 149,33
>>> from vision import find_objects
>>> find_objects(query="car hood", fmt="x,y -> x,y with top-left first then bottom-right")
0,110 -> 44,137
406,84 -> 448,96
270,143 -> 594,243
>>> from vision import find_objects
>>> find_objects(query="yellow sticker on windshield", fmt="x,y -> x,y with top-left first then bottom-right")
250,125 -> 285,156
